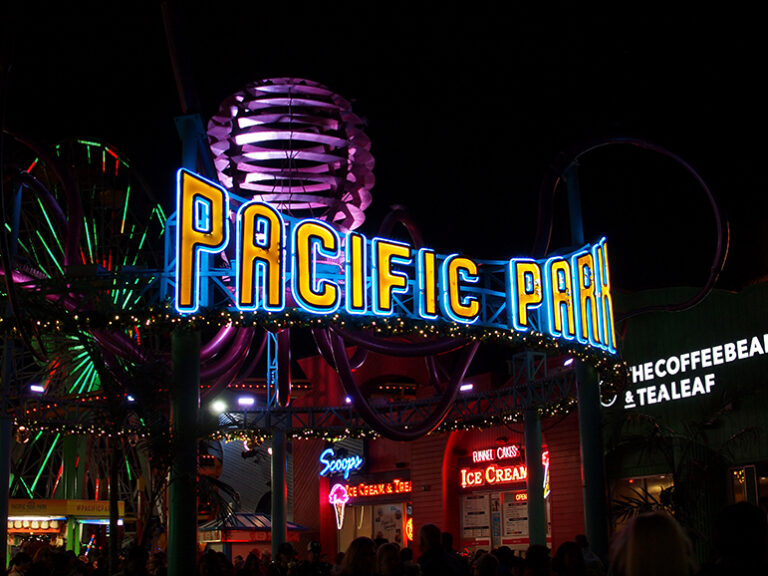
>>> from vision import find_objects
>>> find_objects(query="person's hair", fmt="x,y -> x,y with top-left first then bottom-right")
473,552 -> 499,576
441,532 -> 453,551
418,524 -> 441,552
713,501 -> 767,563
552,541 -> 585,574
609,511 -> 693,576
399,547 -> 413,563
377,542 -> 402,576
341,537 -> 377,576
278,542 -> 295,561
10,551 -> 32,566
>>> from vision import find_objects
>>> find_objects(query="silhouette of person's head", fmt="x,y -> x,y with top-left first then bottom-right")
712,501 -> 767,567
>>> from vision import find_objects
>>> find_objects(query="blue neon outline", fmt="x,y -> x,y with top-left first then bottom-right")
174,169 -> 230,314
417,248 -> 439,320
371,237 -> 413,316
592,238 -> 616,354
441,254 -> 480,325
318,448 -> 364,480
235,201 -> 286,312
344,232 -> 368,316
194,197 -> 212,232
291,219 -> 341,314
571,249 -> 600,346
508,258 -> 542,332
543,256 -> 575,341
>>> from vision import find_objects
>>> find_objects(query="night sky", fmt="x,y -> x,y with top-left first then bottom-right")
3,2 -> 766,295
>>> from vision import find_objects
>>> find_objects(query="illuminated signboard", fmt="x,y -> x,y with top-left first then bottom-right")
621,333 -> 768,409
331,478 -> 412,501
328,484 -> 349,530
319,448 -> 364,479
328,479 -> 412,531
472,444 -> 522,463
461,463 -> 528,488
460,450 -> 550,495
171,170 -> 617,354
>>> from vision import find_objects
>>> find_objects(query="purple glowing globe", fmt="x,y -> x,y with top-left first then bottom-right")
207,77 -> 374,232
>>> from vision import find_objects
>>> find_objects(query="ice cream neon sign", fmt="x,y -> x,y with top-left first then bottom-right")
461,464 -> 528,488
172,170 -> 617,354
328,484 -> 349,529
328,479 -> 412,530
460,450 -> 550,494
319,448 -> 364,479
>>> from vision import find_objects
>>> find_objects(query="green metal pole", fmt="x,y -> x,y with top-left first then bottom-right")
524,406 -> 546,546
109,438 -> 120,575
576,362 -> 609,559
271,431 -> 287,556
0,416 -> 10,568
567,164 -> 610,559
169,328 -> 200,576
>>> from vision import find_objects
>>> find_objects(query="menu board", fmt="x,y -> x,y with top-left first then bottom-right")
462,494 -> 490,539
502,492 -> 528,538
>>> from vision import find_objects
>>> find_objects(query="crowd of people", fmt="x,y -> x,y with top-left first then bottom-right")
5,501 -> 768,576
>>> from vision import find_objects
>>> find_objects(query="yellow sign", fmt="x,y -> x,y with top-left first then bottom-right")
9,499 -> 125,518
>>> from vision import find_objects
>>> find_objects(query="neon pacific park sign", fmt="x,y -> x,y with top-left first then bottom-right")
170,170 -> 617,354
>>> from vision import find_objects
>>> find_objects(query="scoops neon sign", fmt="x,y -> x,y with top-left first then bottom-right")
172,170 -> 616,353
319,448 -> 364,479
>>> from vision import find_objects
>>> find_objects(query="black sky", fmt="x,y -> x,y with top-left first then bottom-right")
3,2 -> 766,294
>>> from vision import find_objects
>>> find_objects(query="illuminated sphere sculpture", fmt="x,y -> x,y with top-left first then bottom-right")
207,77 -> 374,232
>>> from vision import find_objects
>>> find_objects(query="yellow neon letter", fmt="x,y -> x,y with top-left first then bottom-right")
293,220 -> 340,312
417,249 -> 438,319
442,255 -> 480,324
345,232 -> 367,314
237,202 -> 284,311
512,260 -> 542,331
372,239 -> 412,315
573,252 -> 601,345
594,241 -> 616,351
175,170 -> 228,313
546,258 -> 575,338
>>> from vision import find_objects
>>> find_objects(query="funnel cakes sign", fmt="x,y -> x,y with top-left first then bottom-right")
171,170 -> 617,355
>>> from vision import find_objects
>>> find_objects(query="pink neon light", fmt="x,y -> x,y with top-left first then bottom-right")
329,483 -> 349,530
472,444 -> 521,463
207,78 -> 374,233
460,464 -> 528,488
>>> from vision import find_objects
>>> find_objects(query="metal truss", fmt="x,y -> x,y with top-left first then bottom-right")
214,369 -> 577,438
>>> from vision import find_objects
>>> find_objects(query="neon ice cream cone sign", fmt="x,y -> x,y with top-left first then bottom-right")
329,483 -> 350,529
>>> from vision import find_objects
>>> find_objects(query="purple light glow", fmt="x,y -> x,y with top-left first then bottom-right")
459,383 -> 473,392
207,78 -> 374,233
29,384 -> 46,393
237,396 -> 255,407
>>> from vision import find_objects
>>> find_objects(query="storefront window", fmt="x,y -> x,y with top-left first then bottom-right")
337,503 -> 409,551
610,474 -> 674,530
729,465 -> 759,505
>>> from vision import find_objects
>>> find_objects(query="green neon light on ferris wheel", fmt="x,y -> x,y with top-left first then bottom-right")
121,185 -> 131,235
30,433 -> 60,495
18,476 -> 34,499
83,216 -> 94,264
34,231 -> 63,275
36,197 -> 64,257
